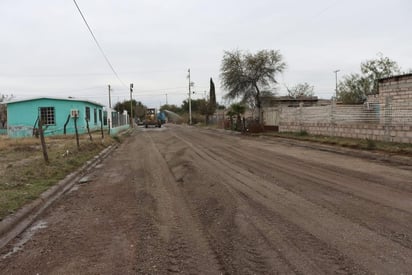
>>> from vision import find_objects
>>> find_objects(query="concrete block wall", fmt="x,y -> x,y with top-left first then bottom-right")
379,74 -> 412,125
379,74 -> 412,105
265,74 -> 412,143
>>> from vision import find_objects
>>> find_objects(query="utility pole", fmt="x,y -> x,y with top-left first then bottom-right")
334,69 -> 340,99
130,83 -> 134,128
165,93 -> 168,105
108,84 -> 112,108
188,69 -> 192,125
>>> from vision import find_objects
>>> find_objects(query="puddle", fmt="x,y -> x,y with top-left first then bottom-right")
2,221 -> 48,259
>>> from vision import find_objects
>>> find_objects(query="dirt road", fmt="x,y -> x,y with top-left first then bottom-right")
1,124 -> 411,274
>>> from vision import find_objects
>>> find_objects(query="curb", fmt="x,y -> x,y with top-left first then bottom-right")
263,136 -> 412,168
0,144 -> 118,250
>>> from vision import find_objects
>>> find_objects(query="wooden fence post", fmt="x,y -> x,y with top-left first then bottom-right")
86,119 -> 93,141
74,115 -> 80,149
38,119 -> 49,164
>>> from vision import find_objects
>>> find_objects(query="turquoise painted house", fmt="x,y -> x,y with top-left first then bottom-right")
7,97 -> 105,138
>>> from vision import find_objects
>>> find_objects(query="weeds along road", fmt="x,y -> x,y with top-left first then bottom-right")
1,124 -> 412,274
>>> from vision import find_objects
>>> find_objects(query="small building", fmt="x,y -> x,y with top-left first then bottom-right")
6,97 -> 105,138
378,73 -> 412,104
261,95 -> 329,108
378,73 -> 412,125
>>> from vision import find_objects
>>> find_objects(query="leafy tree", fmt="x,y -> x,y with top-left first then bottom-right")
287,82 -> 314,98
113,99 -> 146,119
220,49 -> 286,124
181,99 -> 207,114
337,74 -> 371,104
360,53 -> 400,94
135,101 -> 147,120
337,54 -> 401,104
227,103 -> 246,131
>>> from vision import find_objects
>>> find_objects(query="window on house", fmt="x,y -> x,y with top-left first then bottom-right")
99,109 -> 102,123
39,107 -> 55,125
94,108 -> 97,124
103,111 -> 107,126
85,107 -> 90,121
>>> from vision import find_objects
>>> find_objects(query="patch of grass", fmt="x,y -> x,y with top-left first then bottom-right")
0,132 -> 119,220
297,130 -> 309,136
365,139 -> 377,150
267,131 -> 412,156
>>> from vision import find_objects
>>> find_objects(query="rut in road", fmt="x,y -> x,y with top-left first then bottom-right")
155,129 -> 367,274
134,131 -> 223,274
187,129 -> 412,249
150,125 -> 412,274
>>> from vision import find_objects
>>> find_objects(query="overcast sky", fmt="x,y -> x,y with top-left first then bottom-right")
1,0 -> 411,108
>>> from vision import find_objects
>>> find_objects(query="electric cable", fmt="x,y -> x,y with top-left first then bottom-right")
72,0 -> 127,88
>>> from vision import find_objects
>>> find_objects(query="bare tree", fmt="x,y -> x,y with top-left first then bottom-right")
287,82 -> 315,98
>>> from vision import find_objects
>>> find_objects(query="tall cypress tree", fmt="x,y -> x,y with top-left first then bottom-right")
206,78 -> 217,125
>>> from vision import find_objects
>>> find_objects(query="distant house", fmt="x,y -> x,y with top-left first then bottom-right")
261,95 -> 329,108
6,97 -> 105,138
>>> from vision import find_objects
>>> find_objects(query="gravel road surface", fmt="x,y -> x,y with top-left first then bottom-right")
1,124 -> 411,274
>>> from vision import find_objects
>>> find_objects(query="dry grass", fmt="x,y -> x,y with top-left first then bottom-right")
0,131 -> 120,220
264,131 -> 412,156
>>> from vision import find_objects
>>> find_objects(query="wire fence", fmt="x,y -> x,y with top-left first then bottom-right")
111,112 -> 129,128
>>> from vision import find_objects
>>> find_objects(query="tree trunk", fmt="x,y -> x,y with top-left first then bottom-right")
254,84 -> 262,125
236,115 -> 241,131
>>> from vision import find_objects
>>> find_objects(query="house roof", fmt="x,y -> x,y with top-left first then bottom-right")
261,95 -> 319,102
5,96 -> 104,107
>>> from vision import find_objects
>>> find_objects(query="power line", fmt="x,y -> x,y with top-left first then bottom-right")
72,0 -> 127,88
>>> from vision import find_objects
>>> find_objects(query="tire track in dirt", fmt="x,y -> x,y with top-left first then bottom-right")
181,127 -> 412,249
151,131 -> 291,274
209,144 -> 412,249
136,131 -> 223,274
167,126 -> 412,274
166,131 -> 365,274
